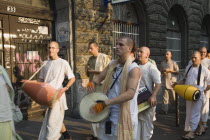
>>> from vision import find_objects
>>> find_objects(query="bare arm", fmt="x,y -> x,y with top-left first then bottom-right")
164,69 -> 179,75
104,67 -> 141,106
65,77 -> 76,89
92,65 -> 110,84
148,83 -> 161,107
170,70 -> 179,75
87,69 -> 101,74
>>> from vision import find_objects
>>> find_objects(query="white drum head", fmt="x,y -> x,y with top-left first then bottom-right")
79,92 -> 110,123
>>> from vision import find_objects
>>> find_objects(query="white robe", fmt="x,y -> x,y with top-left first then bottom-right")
184,65 -> 210,131
188,58 -> 210,123
137,62 -> 161,140
38,58 -> 75,140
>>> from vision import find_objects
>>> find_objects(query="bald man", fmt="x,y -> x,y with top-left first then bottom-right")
188,47 -> 210,134
176,51 -> 210,139
88,36 -> 141,140
160,51 -> 179,114
136,47 -> 161,140
38,41 -> 76,140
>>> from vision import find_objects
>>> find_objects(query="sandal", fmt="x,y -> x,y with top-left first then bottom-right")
182,132 -> 195,140
195,125 -> 206,136
86,135 -> 98,140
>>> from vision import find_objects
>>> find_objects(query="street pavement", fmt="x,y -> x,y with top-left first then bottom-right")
16,111 -> 210,140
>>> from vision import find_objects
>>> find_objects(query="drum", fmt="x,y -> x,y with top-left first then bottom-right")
79,92 -> 110,123
22,81 -> 62,107
174,85 -> 201,101
138,101 -> 150,113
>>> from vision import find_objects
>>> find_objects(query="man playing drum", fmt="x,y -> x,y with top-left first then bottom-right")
188,47 -> 210,135
86,41 -> 110,140
38,41 -> 75,140
136,47 -> 161,140
87,36 -> 141,140
175,51 -> 210,139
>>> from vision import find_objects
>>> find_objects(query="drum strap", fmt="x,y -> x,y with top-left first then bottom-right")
109,67 -> 122,90
28,62 -> 47,80
184,65 -> 202,86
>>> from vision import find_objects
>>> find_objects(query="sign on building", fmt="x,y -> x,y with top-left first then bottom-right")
112,0 -> 131,4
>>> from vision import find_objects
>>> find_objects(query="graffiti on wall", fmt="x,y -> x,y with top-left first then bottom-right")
17,26 -> 51,42
57,22 -> 69,42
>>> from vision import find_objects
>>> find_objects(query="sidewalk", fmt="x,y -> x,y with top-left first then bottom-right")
16,112 -> 210,140
152,112 -> 210,140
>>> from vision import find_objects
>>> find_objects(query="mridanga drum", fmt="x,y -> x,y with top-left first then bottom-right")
22,81 -> 62,107
79,92 -> 110,123
138,101 -> 150,113
174,85 -> 201,101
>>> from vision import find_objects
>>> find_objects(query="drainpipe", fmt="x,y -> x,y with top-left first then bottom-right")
68,0 -> 75,114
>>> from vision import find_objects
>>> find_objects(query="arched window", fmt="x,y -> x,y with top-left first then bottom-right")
167,5 -> 187,68
200,15 -> 210,49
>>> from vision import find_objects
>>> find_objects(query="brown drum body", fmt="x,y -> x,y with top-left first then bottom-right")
22,81 -> 60,107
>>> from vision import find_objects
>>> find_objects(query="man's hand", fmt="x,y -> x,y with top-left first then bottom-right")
86,82 -> 95,93
90,100 -> 106,114
172,82 -> 178,88
57,87 -> 67,99
165,69 -> 171,73
87,68 -> 94,73
148,95 -> 157,107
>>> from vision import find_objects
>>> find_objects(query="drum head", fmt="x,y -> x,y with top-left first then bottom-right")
79,92 -> 110,123
193,90 -> 201,101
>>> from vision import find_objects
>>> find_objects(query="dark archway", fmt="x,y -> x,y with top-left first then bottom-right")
167,4 -> 188,68
200,14 -> 210,49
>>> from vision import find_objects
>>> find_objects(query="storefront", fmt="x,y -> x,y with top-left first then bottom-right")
0,1 -> 53,83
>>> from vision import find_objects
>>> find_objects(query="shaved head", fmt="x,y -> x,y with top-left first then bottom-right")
192,51 -> 201,57
165,51 -> 172,61
50,41 -> 59,49
118,36 -> 136,53
191,51 -> 201,66
199,46 -> 207,59
140,46 -> 150,56
48,41 -> 60,59
137,46 -> 150,64
199,46 -> 207,52
166,51 -> 172,55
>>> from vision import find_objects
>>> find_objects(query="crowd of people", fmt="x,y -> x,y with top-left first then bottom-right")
86,37 -> 210,140
0,36 -> 210,140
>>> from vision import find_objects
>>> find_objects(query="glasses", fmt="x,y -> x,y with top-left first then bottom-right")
48,47 -> 58,49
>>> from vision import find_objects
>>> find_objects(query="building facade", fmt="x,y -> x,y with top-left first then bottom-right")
1,0 -> 210,118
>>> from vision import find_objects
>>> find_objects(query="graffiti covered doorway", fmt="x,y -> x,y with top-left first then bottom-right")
9,16 -> 52,82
